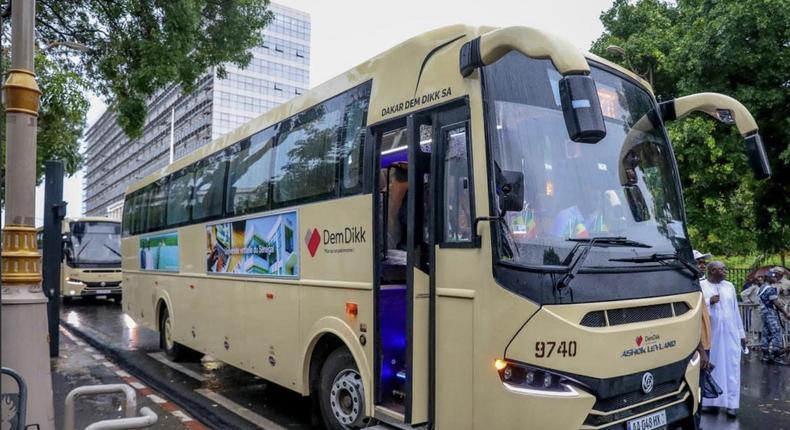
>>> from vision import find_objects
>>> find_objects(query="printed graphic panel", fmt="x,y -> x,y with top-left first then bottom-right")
206,211 -> 299,277
140,231 -> 179,271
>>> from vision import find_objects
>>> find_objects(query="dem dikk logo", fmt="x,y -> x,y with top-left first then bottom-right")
304,228 -> 321,257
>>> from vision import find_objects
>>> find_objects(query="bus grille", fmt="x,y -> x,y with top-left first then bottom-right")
83,282 -> 121,289
583,383 -> 689,427
82,269 -> 121,273
580,302 -> 689,327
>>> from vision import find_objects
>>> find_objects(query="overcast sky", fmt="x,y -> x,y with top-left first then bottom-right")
28,0 -> 615,226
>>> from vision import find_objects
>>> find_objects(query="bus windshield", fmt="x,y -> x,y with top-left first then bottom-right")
484,53 -> 690,270
69,221 -> 122,266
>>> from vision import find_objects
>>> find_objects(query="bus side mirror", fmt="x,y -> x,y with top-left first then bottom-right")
61,234 -> 71,261
659,93 -> 771,180
743,133 -> 771,180
458,27 -> 607,144
498,170 -> 525,213
559,75 -> 606,143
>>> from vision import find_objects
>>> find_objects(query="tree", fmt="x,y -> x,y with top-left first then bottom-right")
591,0 -> 789,259
35,0 -> 273,138
1,0 -> 273,206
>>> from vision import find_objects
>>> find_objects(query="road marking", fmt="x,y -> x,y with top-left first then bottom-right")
195,388 -> 287,430
171,410 -> 194,422
114,370 -> 131,378
85,346 -> 96,353
147,352 -> 207,382
92,354 -> 106,360
129,381 -> 146,390
147,394 -> 166,404
101,361 -> 114,368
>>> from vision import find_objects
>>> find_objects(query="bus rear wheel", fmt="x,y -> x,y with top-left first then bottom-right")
159,307 -> 194,362
318,348 -> 366,430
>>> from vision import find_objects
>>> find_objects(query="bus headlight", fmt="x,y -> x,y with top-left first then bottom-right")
66,278 -> 84,286
495,359 -> 578,396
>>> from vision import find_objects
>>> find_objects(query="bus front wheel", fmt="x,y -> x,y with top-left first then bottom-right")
318,348 -> 366,430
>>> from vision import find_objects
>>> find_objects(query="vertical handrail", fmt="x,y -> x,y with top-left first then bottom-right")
1,367 -> 27,430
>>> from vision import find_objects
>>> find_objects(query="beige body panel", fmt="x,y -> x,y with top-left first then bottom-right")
121,24 -> 704,429
506,292 -> 701,378
478,26 -> 590,75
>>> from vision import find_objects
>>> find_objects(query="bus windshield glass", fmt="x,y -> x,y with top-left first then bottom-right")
69,221 -> 122,266
483,53 -> 689,269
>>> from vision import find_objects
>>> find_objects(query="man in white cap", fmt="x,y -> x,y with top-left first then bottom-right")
693,250 -> 712,280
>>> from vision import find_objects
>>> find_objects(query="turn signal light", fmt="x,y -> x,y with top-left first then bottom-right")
494,359 -> 507,371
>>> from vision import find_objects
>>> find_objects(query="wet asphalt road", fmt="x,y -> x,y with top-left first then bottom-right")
60,299 -> 790,430
60,298 -> 315,430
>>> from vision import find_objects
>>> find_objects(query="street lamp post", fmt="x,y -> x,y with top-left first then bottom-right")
1,0 -> 55,428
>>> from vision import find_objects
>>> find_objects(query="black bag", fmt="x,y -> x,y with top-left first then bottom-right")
701,365 -> 723,399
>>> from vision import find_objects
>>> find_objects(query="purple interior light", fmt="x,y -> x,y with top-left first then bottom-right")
381,147 -> 408,168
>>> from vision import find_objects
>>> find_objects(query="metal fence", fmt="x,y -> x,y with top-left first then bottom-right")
739,303 -> 789,350
728,267 -> 751,291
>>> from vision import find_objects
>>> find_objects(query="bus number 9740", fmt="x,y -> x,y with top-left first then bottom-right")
535,341 -> 577,358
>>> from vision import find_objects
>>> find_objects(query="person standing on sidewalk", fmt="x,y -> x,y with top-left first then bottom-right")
758,268 -> 789,364
694,250 -> 711,280
700,261 -> 746,418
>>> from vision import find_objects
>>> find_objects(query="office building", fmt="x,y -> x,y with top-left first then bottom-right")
83,3 -> 310,217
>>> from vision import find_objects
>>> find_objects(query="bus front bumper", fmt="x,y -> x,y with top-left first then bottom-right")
63,280 -> 122,298
489,353 -> 700,430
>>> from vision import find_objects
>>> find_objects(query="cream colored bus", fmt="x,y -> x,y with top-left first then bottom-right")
121,25 -> 770,430
37,217 -> 123,302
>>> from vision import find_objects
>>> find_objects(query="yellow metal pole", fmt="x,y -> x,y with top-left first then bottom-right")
1,0 -> 55,428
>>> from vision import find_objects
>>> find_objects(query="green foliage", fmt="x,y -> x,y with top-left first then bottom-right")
591,0 -> 790,257
36,0 -> 273,137
1,0 -> 272,207
0,53 -> 89,207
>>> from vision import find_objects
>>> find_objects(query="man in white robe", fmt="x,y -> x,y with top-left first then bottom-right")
700,261 -> 746,417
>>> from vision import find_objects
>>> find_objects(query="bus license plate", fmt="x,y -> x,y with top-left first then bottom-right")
96,290 -> 111,295
627,410 -> 666,430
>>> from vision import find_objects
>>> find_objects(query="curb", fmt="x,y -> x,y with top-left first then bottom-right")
60,319 -> 259,430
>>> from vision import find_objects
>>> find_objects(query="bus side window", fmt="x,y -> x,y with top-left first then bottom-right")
442,124 -> 473,244
226,127 -> 276,216
339,90 -> 370,195
192,154 -> 228,221
147,178 -> 169,231
167,168 -> 194,227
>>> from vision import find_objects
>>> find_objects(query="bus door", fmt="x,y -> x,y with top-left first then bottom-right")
373,104 -> 469,426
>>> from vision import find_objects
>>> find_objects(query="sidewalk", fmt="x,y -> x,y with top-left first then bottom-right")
53,326 -> 208,430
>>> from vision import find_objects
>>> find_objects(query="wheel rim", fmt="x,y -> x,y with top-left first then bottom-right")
329,368 -> 364,427
164,316 -> 174,351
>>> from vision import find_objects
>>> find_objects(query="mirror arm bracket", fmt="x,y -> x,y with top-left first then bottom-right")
472,215 -> 503,248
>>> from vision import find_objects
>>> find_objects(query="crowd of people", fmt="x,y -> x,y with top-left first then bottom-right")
693,250 -> 789,421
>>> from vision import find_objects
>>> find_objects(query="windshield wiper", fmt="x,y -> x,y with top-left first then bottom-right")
559,237 -> 653,289
567,236 -> 652,248
74,239 -> 92,261
609,253 -> 701,278
103,243 -> 122,257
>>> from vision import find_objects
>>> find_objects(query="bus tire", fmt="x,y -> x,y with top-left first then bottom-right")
318,348 -> 366,430
159,307 -> 191,362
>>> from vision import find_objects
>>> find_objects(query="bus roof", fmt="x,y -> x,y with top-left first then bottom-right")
125,24 -> 652,195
